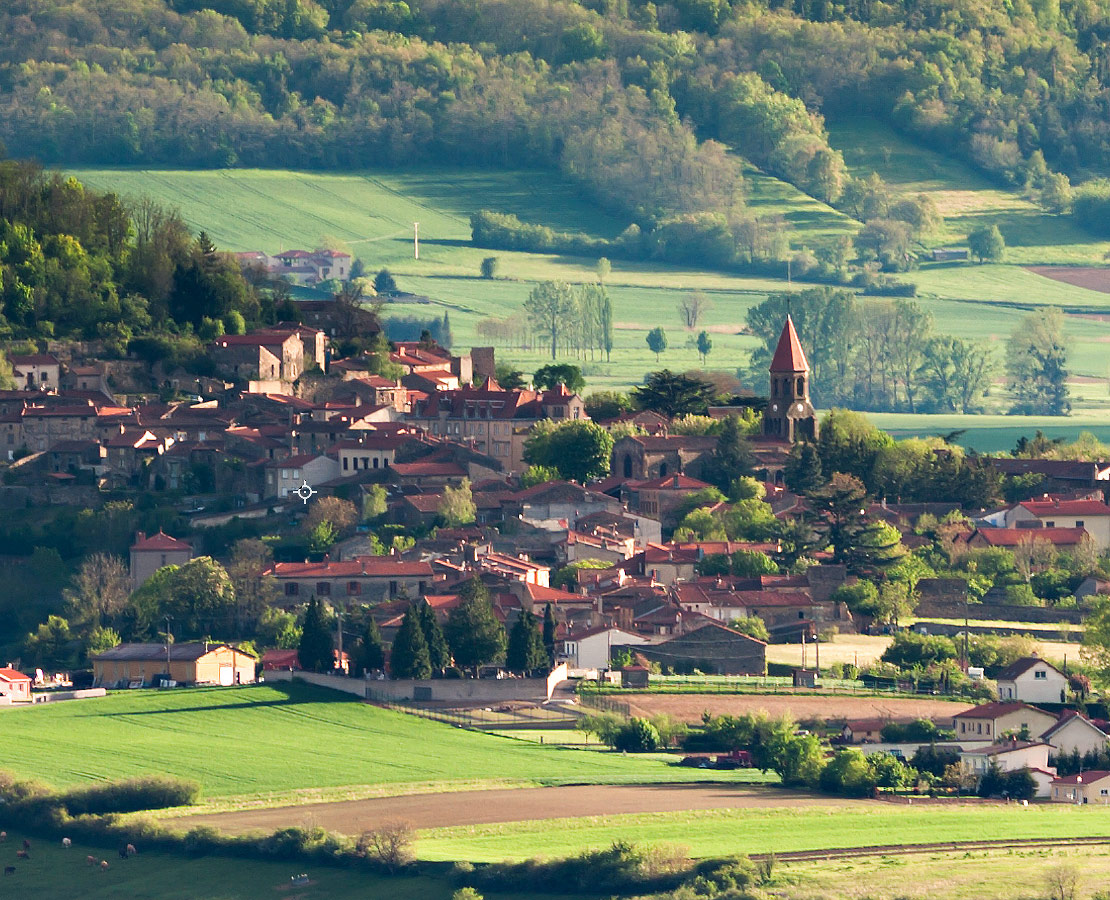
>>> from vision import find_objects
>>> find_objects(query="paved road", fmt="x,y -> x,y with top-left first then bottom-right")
172,784 -> 870,835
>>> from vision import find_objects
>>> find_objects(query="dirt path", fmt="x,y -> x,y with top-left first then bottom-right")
172,785 -> 870,836
623,694 -> 972,723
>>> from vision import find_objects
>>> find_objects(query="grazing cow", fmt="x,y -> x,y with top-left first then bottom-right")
21,840 -> 30,852
62,838 -> 71,848
86,855 -> 96,866
125,844 -> 137,856
118,847 -> 128,860
16,851 -> 28,860
0,831 -> 7,842
3,866 -> 14,876
99,860 -> 109,870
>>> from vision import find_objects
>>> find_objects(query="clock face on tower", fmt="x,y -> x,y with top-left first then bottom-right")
796,403 -> 805,413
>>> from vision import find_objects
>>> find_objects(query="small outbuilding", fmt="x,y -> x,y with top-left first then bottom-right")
0,667 -> 32,703
92,642 -> 255,687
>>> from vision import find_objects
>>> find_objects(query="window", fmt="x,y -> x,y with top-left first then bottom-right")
1035,670 -> 1047,679
161,554 -> 167,565
1076,520 -> 1085,528
390,580 -> 398,596
960,722 -> 965,733
986,724 -> 991,734
419,581 -> 427,594
347,581 -> 361,596
1046,520 -> 1055,527
285,582 -> 299,596
281,469 -> 290,479
977,723 -> 982,734
316,582 -> 331,596
343,458 -> 349,471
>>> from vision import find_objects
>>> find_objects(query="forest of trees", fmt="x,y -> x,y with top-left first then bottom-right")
4,0 -> 1110,242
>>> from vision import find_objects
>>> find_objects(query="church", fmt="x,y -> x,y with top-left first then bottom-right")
762,316 -> 818,443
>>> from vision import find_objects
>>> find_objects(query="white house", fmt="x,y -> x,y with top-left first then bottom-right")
996,657 -> 1068,705
263,453 -> 341,499
960,740 -> 1057,797
1050,771 -> 1110,804
1005,497 -> 1110,550
1041,711 -> 1110,757
952,702 -> 1057,741
562,626 -> 650,670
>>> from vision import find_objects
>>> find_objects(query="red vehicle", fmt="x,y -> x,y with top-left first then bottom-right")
713,750 -> 753,769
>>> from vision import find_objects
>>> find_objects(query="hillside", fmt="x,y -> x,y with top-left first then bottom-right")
0,683 -> 769,800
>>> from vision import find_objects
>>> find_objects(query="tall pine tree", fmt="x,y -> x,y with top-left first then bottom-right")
783,441 -> 823,494
417,601 -> 452,674
353,614 -> 385,675
542,603 -> 558,664
445,577 -> 507,675
391,604 -> 432,679
507,609 -> 549,674
298,596 -> 334,673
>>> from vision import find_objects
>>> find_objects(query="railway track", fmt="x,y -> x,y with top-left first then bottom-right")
751,836 -> 1110,862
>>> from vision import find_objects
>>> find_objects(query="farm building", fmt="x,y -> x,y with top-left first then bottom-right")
92,643 -> 255,687
0,667 -> 32,703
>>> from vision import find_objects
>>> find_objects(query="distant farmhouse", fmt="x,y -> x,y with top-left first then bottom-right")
236,249 -> 352,286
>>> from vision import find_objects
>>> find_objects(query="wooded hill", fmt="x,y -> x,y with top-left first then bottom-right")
4,0 -> 1110,238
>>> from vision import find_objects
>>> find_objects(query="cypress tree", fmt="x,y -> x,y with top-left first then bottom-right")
298,596 -> 334,673
391,604 -> 431,679
417,601 -> 452,674
783,441 -> 823,494
507,609 -> 549,674
445,577 -> 507,675
542,602 -> 558,664
353,614 -> 385,675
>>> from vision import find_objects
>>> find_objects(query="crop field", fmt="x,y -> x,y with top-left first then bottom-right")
415,802 -> 1110,862
827,118 -> 1110,265
0,683 -> 771,802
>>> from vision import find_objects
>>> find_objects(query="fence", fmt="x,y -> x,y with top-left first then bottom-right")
367,694 -> 579,730
576,673 -> 980,699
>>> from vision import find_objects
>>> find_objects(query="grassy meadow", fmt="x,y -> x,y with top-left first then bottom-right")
0,683 -> 772,802
415,802 -> 1110,862
68,160 -> 1110,440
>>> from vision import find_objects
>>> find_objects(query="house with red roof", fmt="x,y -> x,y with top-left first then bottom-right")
952,702 -> 1057,741
1050,770 -> 1110,804
960,739 -> 1057,796
264,557 -> 438,603
996,656 -> 1069,705
236,248 -> 351,285
0,667 -> 32,703
954,527 -> 1090,551
1005,496 -> 1110,549
1041,710 -> 1110,757
630,472 -> 716,526
10,353 -> 60,391
130,531 -> 193,589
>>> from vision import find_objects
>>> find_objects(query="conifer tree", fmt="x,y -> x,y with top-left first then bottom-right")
506,609 -> 549,674
542,602 -> 558,664
391,604 -> 432,679
298,596 -> 334,673
417,601 -> 452,674
353,614 -> 385,675
445,578 -> 507,675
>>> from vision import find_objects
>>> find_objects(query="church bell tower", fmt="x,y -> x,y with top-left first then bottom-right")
763,316 -> 817,442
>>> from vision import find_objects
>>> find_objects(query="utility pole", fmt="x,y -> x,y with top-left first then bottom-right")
164,616 -> 173,680
336,608 -> 343,672
413,222 -> 419,260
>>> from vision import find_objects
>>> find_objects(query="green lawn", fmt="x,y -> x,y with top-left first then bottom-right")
0,683 -> 771,802
416,802 -> 1110,862
827,117 -> 1110,265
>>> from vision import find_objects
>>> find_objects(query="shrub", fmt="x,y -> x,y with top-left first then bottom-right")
357,821 -> 415,872
614,718 -> 663,752
59,776 -> 200,816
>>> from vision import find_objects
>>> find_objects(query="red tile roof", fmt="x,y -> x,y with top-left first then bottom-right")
266,558 -> 434,578
968,527 -> 1089,547
637,473 -> 714,491
0,667 -> 30,682
1051,771 -> 1110,785
131,531 -> 192,552
769,316 -> 809,373
1020,499 -> 1110,517
953,702 -> 1044,719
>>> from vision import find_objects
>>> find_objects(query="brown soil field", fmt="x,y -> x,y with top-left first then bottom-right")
625,694 -> 973,723
1028,266 -> 1110,293
171,785 -> 869,836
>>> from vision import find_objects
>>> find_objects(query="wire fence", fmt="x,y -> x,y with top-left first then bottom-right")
367,694 -> 579,730
576,674 -> 980,699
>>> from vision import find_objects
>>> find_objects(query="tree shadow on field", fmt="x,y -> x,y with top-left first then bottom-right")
69,682 -> 362,718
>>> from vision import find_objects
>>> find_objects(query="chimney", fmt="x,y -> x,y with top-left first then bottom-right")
136,532 -> 146,544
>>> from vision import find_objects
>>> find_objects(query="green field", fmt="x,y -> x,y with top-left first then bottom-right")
67,164 -> 1110,426
416,803 -> 1110,862
828,118 -> 1110,265
0,683 -> 770,802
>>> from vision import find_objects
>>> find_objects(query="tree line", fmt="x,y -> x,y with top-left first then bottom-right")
745,288 -> 1069,415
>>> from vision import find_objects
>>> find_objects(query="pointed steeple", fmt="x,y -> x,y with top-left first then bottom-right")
769,316 -> 809,373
